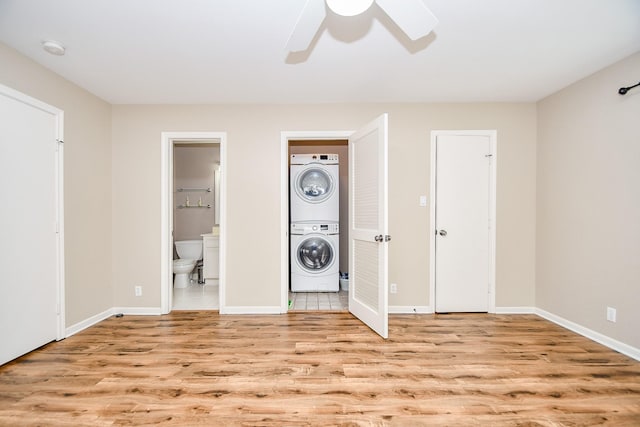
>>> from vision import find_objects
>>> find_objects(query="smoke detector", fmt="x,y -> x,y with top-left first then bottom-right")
42,40 -> 66,56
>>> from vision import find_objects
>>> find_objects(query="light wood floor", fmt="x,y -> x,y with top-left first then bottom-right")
1,312 -> 639,426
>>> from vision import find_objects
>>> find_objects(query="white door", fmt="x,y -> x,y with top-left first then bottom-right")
434,133 -> 492,312
349,114 -> 389,338
0,85 -> 64,365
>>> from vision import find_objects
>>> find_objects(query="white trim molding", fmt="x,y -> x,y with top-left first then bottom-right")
65,307 -> 165,337
495,307 -> 536,314
65,308 -> 114,338
389,306 -> 432,314
535,308 -> 640,361
112,307 -> 164,316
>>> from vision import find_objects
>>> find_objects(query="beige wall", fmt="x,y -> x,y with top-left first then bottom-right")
537,52 -> 640,348
0,43 -> 113,325
0,41 -> 538,328
111,103 -> 537,309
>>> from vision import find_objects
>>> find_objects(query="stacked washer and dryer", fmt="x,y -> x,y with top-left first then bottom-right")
290,153 -> 340,292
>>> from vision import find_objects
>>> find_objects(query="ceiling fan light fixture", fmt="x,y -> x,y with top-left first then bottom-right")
326,0 -> 375,17
286,0 -> 438,53
42,40 -> 65,56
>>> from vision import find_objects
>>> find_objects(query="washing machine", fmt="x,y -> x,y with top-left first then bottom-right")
290,153 -> 339,223
290,222 -> 340,292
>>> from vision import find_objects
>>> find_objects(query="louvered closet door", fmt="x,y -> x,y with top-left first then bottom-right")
348,114 -> 389,339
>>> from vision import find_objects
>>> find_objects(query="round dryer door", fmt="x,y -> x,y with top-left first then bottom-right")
296,236 -> 335,273
295,167 -> 334,203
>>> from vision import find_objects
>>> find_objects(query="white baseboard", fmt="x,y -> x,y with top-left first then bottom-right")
221,306 -> 282,314
495,306 -> 536,314
112,307 -> 163,316
389,306 -> 432,314
535,308 -> 640,361
65,307 -> 114,338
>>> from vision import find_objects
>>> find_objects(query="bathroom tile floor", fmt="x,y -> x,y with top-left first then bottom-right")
288,290 -> 349,311
173,283 -> 219,310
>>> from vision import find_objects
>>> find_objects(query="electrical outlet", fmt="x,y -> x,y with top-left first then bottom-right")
390,283 -> 397,294
135,286 -> 142,297
606,306 -> 616,322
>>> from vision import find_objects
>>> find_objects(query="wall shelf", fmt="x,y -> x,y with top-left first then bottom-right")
177,204 -> 211,209
177,187 -> 211,192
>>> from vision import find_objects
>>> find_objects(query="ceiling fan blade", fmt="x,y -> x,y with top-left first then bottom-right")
376,0 -> 439,40
285,0 -> 327,52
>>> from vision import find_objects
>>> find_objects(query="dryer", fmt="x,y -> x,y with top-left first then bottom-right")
290,153 -> 339,223
290,222 -> 339,292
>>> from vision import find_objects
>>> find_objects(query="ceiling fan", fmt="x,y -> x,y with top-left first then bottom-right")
285,0 -> 439,52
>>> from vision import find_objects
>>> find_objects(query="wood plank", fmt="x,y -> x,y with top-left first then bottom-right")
0,312 -> 638,425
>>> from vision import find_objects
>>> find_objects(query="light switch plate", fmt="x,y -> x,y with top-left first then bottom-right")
419,195 -> 427,207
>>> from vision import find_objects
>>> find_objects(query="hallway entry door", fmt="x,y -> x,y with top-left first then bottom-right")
431,131 -> 496,313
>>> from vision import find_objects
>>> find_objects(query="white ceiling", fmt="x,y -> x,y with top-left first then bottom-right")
1,0 -> 638,104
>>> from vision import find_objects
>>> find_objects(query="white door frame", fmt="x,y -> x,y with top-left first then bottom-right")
0,84 -> 65,340
161,132 -> 227,314
280,131 -> 353,312
429,130 -> 497,313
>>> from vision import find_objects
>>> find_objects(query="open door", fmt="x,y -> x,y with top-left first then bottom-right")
348,114 -> 389,338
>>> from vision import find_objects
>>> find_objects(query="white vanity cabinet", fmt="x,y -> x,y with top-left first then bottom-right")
202,233 -> 219,283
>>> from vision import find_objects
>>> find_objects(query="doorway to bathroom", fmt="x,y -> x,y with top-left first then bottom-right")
161,132 -> 227,314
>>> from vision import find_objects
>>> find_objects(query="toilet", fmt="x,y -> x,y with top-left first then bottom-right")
173,239 -> 203,288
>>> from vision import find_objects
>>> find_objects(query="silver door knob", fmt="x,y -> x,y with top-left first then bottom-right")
438,230 -> 447,236
374,235 -> 383,242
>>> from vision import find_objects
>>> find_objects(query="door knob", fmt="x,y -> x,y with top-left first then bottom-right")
438,230 -> 447,237
374,235 -> 383,242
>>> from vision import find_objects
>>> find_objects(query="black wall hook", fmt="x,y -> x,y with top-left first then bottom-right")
618,81 -> 640,95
